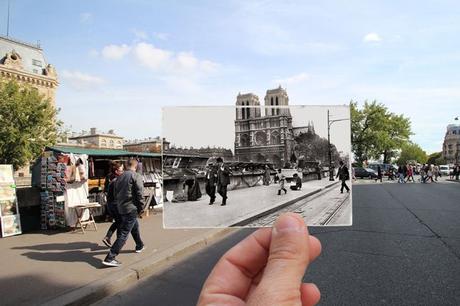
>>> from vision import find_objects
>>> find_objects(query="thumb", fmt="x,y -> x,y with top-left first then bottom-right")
253,213 -> 310,304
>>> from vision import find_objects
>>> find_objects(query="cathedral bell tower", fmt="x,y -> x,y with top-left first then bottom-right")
235,92 -> 261,120
264,85 -> 290,116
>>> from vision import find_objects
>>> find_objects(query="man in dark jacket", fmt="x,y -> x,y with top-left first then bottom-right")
216,157 -> 230,206
290,173 -> 302,190
205,163 -> 218,205
336,161 -> 350,194
103,159 -> 145,267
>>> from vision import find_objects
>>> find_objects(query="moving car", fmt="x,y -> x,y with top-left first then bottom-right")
354,167 -> 378,179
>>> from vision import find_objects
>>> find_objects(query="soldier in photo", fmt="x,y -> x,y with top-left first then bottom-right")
205,162 -> 218,205
216,157 -> 230,206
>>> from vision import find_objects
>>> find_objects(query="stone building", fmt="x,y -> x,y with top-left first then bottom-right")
442,124 -> 460,164
68,128 -> 124,149
124,137 -> 169,153
0,35 -> 58,106
234,86 -> 295,167
0,35 -> 58,180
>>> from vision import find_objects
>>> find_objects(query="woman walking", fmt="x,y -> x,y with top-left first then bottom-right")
277,169 -> 287,195
406,165 -> 414,182
102,161 -> 124,248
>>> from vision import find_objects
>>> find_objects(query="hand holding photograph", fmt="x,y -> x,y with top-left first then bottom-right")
162,88 -> 352,228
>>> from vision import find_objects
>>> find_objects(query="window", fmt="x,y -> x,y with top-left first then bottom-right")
109,140 -> 115,147
246,101 -> 250,118
32,59 -> 42,67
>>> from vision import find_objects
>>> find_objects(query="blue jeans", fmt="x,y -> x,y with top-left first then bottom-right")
105,203 -> 121,239
107,210 -> 143,259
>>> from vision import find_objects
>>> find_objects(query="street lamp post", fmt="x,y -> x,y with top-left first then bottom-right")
327,110 -> 350,181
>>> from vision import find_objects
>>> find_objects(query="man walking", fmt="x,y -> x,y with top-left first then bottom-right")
336,161 -> 350,193
103,159 -> 145,267
205,163 -> 218,205
216,157 -> 230,206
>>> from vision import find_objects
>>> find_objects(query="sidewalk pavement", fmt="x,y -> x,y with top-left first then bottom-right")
164,178 -> 339,228
0,211 -> 232,306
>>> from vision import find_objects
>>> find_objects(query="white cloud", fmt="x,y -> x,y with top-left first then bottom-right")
133,42 -> 172,70
132,42 -> 219,75
101,44 -> 131,60
274,72 -> 310,85
80,12 -> 92,24
363,32 -> 382,43
61,70 -> 106,91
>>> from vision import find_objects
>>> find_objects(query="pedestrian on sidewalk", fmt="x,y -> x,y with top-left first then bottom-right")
289,173 -> 302,190
103,159 -> 145,267
277,169 -> 287,195
433,165 -> 440,181
406,165 -> 414,182
397,165 -> 405,184
102,161 -> 124,248
205,163 -> 218,205
455,164 -> 460,180
426,165 -> 434,183
375,165 -> 383,183
263,165 -> 271,185
336,161 -> 350,193
420,165 -> 426,183
216,157 -> 230,206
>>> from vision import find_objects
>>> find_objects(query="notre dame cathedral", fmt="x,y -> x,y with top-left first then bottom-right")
234,86 -> 315,168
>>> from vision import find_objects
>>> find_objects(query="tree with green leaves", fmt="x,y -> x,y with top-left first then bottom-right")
0,81 -> 59,170
351,100 -> 412,164
397,142 -> 427,165
426,152 -> 447,165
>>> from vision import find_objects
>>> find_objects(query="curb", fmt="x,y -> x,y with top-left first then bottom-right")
43,228 -> 233,306
231,181 -> 339,226
446,179 -> 460,183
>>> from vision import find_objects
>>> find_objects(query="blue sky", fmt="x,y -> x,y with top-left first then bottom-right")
2,0 -> 460,153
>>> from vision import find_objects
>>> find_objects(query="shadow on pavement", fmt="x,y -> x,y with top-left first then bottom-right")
13,242 -> 133,269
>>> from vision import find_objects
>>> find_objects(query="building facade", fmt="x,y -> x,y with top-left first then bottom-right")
124,137 -> 170,153
0,35 -> 58,106
442,124 -> 460,164
234,86 -> 295,167
68,128 -> 124,149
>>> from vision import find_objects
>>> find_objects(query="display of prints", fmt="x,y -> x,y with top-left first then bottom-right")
1,199 -> 18,216
1,215 -> 21,237
0,165 -> 14,184
0,165 -> 22,237
0,186 -> 15,200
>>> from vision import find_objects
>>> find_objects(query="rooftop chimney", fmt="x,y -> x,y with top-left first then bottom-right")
90,127 -> 96,135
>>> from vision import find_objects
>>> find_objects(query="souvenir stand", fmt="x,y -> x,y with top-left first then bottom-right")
33,146 -> 163,229
39,150 -> 99,230
0,165 -> 22,237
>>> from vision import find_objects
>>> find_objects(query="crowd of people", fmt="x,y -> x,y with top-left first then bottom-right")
367,163 -> 460,184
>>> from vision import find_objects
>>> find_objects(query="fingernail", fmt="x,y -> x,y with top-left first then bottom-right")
274,214 -> 303,233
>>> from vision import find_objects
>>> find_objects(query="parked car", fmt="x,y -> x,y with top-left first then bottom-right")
368,163 -> 397,176
354,167 -> 378,179
439,165 -> 450,176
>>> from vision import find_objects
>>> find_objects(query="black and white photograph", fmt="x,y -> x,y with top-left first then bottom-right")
162,87 -> 352,228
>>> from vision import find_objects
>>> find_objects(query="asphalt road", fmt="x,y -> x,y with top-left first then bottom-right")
95,180 -> 460,306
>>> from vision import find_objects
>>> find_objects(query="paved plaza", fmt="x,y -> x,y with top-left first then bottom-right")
164,179 -> 339,228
